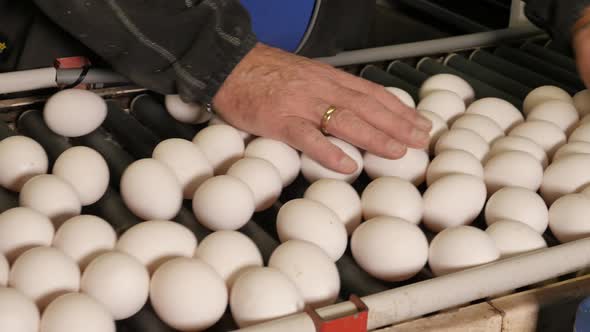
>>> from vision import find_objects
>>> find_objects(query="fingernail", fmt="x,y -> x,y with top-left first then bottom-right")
388,141 -> 406,156
412,129 -> 430,144
339,156 -> 358,173
416,115 -> 433,130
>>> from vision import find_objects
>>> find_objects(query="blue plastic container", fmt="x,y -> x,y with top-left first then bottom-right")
575,297 -> 590,331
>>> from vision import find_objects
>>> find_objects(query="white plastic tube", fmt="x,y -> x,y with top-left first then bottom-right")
236,237 -> 590,332
0,67 -> 57,94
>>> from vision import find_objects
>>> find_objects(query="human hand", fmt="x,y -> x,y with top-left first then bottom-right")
212,43 -> 432,174
575,10 -> 590,88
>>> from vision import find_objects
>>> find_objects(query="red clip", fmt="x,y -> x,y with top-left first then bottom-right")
306,295 -> 368,332
54,56 -> 92,89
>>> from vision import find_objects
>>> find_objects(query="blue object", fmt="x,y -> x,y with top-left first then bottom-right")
239,0 -> 316,52
575,297 -> 590,331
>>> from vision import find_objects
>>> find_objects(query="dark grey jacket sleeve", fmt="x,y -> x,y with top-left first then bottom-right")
525,0 -> 590,49
33,0 -> 257,104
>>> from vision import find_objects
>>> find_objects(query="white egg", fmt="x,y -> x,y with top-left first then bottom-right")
434,129 -> 489,162
227,158 -> 283,212
269,240 -> 339,308
0,287 -> 40,332
208,115 -> 252,142
487,136 -> 548,168
351,216 -> 428,282
527,100 -> 579,134
244,137 -> 301,187
192,175 -> 255,230
0,207 -> 54,262
569,122 -> 590,143
541,154 -> 590,205
81,251 -> 150,320
19,174 -> 82,228
0,135 -> 48,192
428,226 -> 500,276
150,258 -> 227,331
485,220 -> 547,258
417,90 -> 466,123
116,220 -> 197,274
465,97 -> 524,132
451,113 -> 504,144
52,146 -> 109,206
509,120 -> 566,157
363,148 -> 429,186
164,94 -> 212,124
553,141 -> 590,161
194,230 -> 263,288
574,89 -> 590,117
385,87 -> 416,108
40,293 -> 114,332
417,110 -> 448,154
484,151 -> 543,194
193,125 -> 245,174
301,136 -> 363,184
230,267 -> 304,328
580,114 -> 590,127
423,174 -> 486,232
361,177 -> 423,224
43,89 -> 107,137
276,198 -> 347,261
522,85 -> 573,115
419,74 -> 475,105
152,138 -> 213,199
303,179 -> 362,234
485,187 -> 548,234
0,254 -> 7,286
9,246 -> 80,309
549,194 -> 590,243
426,150 -> 483,186
120,158 -> 182,221
52,215 -> 117,269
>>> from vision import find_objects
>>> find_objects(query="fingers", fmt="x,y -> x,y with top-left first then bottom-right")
574,27 -> 590,89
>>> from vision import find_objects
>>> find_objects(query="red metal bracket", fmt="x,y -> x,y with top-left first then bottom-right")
306,295 -> 369,332
53,56 -> 92,89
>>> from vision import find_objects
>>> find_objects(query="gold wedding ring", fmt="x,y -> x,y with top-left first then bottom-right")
321,106 -> 337,135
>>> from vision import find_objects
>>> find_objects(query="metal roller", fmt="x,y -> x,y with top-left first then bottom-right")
386,61 -> 429,87
16,110 -> 71,165
0,121 -> 15,141
521,41 -> 578,74
359,65 -> 419,101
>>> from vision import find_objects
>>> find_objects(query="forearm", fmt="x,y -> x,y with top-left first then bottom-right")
525,0 -> 590,48
33,0 -> 257,104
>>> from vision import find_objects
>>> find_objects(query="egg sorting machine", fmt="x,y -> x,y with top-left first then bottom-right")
2,23 -> 590,332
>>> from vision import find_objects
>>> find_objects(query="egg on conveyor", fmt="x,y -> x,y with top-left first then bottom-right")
487,136 -> 548,168
227,157 -> 283,212
150,258 -> 228,331
549,194 -> 590,243
208,115 -> 252,142
52,215 -> 117,269
303,179 -> 362,234
527,100 -> 579,134
485,220 -> 547,258
416,90 -> 466,123
192,175 -> 255,231
9,246 -> 80,309
569,122 -> 590,144
43,89 -> 108,137
152,138 -> 213,199
268,240 -> 340,308
574,89 -> 590,117
553,141 -> 590,161
363,148 -> 429,186
276,198 -> 347,261
193,124 -> 245,174
0,254 -> 7,286
417,110 -> 448,154
485,187 -> 548,234
484,151 -> 543,195
351,216 -> 428,282
120,158 -> 182,221
300,136 -> 363,184
164,94 -> 212,124
361,177 -> 423,224
419,73 -> 475,105
116,220 -> 197,274
0,207 -> 54,262
19,174 -> 82,228
428,225 -> 500,276
0,287 -> 40,332
522,85 -> 573,115
580,114 -> 590,128
230,267 -> 304,328
426,149 -> 483,186
541,154 -> 590,205
244,137 -> 301,187
52,146 -> 110,206
81,251 -> 150,320
434,128 -> 489,162
509,120 -> 566,157
194,230 -> 263,288
39,293 -> 115,332
423,174 -> 486,232
0,135 -> 48,192
385,87 -> 416,108
465,97 -> 524,132
451,113 -> 504,144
